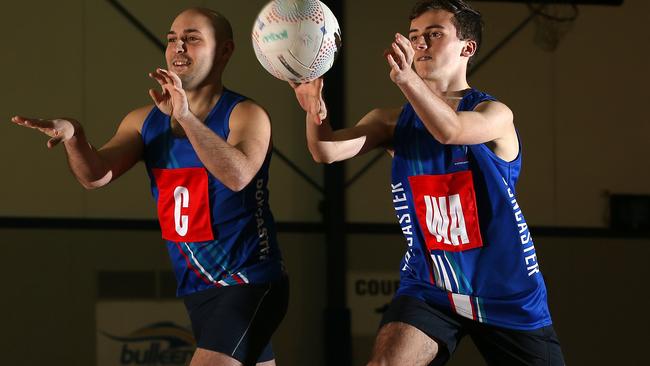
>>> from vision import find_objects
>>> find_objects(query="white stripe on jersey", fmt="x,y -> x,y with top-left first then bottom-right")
237,272 -> 250,283
474,297 -> 483,322
442,253 -> 460,291
451,293 -> 475,320
431,255 -> 445,289
184,242 -> 217,283
436,255 -> 453,291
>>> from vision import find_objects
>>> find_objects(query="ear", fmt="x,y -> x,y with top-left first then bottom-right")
220,39 -> 235,61
461,40 -> 477,58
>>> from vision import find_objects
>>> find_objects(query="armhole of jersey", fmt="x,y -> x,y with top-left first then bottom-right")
223,95 -> 248,138
470,96 -> 521,166
477,134 -> 521,166
141,106 -> 159,143
393,104 -> 412,149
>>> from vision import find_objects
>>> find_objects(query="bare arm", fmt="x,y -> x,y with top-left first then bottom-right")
387,33 -> 518,161
10,108 -> 146,189
180,101 -> 270,191
155,69 -> 269,192
292,78 -> 398,163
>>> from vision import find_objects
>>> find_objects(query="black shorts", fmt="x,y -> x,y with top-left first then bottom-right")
380,295 -> 565,366
183,276 -> 289,365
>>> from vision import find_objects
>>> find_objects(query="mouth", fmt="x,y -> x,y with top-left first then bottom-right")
416,56 -> 432,62
171,59 -> 192,70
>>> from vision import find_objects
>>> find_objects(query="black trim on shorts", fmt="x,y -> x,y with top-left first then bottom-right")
380,295 -> 565,366
183,276 -> 289,365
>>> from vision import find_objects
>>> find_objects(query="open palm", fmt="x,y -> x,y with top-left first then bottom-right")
149,68 -> 191,122
10,116 -> 79,148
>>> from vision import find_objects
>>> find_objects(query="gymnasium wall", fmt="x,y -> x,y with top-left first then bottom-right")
0,1 -> 648,365
1,0 -> 647,225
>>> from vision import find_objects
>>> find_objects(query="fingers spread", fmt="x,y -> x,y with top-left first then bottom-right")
168,71 -> 183,88
11,115 -> 33,126
396,34 -> 415,64
162,83 -> 184,98
386,54 -> 399,70
395,33 -> 410,47
391,43 -> 407,67
158,68 -> 182,88
149,71 -> 167,87
162,84 -> 175,94
10,116 -> 26,126
153,68 -> 171,85
15,117 -> 52,130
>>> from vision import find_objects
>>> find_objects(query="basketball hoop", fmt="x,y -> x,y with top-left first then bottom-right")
528,2 -> 579,52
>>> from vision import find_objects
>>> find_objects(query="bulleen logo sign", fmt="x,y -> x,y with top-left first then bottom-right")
99,322 -> 195,366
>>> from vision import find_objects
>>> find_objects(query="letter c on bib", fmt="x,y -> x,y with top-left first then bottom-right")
153,167 -> 213,242
174,186 -> 189,236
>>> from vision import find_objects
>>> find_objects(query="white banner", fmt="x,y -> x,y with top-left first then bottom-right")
96,301 -> 195,366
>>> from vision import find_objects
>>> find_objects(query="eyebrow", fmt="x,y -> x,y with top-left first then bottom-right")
167,29 -> 203,36
409,24 -> 445,34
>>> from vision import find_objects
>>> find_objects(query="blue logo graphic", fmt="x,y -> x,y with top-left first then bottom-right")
100,322 -> 195,365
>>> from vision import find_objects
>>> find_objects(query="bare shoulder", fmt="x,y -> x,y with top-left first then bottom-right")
475,100 -> 514,122
475,100 -> 518,160
120,104 -> 155,134
228,100 -> 271,145
230,99 -> 270,125
353,107 -> 402,151
362,107 -> 401,124
358,107 -> 402,131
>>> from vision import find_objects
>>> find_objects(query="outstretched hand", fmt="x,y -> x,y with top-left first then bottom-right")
385,33 -> 417,85
290,78 -> 327,125
10,116 -> 80,148
148,68 -> 191,122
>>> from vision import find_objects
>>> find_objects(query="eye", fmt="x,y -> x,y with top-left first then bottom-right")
187,36 -> 200,42
167,38 -> 176,43
429,32 -> 442,39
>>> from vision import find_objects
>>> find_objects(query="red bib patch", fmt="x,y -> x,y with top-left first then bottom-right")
152,168 -> 214,242
408,171 -> 483,252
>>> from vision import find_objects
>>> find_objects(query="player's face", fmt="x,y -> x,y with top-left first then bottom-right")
166,11 -> 220,89
408,9 -> 471,80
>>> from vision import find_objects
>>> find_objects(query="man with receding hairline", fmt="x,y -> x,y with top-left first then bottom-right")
11,7 -> 288,366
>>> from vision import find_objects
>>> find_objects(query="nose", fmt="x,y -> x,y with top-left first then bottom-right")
411,35 -> 428,50
174,40 -> 186,54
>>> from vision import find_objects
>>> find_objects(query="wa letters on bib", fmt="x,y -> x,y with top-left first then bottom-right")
409,171 -> 483,252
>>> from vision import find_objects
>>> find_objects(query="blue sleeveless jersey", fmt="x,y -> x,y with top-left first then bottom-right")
391,89 -> 552,330
141,89 -> 284,297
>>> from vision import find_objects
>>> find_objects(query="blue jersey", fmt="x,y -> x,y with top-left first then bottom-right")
142,89 -> 284,297
391,89 -> 552,330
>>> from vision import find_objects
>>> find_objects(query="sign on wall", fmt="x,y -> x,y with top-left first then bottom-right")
347,272 -> 400,336
96,301 -> 195,366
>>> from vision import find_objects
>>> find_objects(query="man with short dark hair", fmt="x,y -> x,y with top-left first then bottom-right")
12,7 -> 287,366
293,1 -> 564,364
